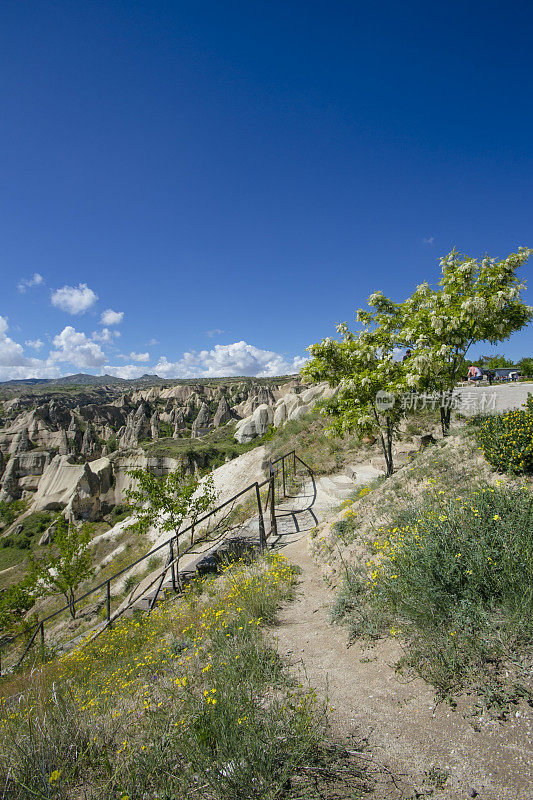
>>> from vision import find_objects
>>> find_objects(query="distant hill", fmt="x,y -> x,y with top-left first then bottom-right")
0,372 -> 298,390
0,373 -> 127,388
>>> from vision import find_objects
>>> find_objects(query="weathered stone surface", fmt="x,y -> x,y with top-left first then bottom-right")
119,405 -> 151,449
150,411 -> 160,440
65,462 -> 107,521
32,455 -> 113,521
192,403 -> 212,438
18,475 -> 40,491
58,429 -> 70,455
213,396 -> 232,427
289,403 -> 311,421
81,423 -> 99,458
67,414 -> 82,451
234,417 -> 257,444
0,457 -> 20,501
9,429 -> 32,455
273,403 -> 287,428
39,520 -> 59,546
234,404 -> 273,443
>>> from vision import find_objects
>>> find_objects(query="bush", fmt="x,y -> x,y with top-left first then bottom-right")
347,484 -> 533,701
477,396 -> 533,473
0,512 -> 54,555
0,500 -> 26,528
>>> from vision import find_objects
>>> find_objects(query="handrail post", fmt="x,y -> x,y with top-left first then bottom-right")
269,467 -> 278,537
106,580 -> 111,625
170,540 -> 177,592
282,456 -> 286,498
255,482 -> 267,553
293,451 -> 296,484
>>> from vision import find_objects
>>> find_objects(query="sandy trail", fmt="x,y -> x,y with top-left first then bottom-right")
269,477 -> 533,800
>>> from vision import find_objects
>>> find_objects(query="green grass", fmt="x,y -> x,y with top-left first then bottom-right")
0,511 -> 55,574
334,482 -> 533,708
0,554 -> 371,799
266,412 -> 360,475
0,500 -> 27,528
141,430 -> 254,468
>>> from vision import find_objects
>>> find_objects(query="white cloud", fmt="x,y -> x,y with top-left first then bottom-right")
24,338 -> 44,350
153,341 -> 307,378
148,338 -> 159,346
130,351 -> 149,362
0,316 -> 60,381
51,283 -> 98,314
100,309 -> 124,326
50,326 -> 106,368
422,236 -> 435,245
18,272 -> 44,292
205,328 -> 225,338
0,316 -> 27,367
92,327 -> 120,343
100,364 -> 150,379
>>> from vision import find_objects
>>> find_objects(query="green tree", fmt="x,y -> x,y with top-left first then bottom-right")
125,466 -> 217,587
475,353 -> 514,369
518,357 -> 533,377
400,247 -> 532,433
29,518 -> 93,619
302,295 -> 409,476
0,575 -> 38,638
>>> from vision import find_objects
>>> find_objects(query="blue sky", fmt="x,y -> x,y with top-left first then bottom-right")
1,0 -> 532,380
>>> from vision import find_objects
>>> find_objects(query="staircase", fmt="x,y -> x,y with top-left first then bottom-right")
2,450 -> 385,673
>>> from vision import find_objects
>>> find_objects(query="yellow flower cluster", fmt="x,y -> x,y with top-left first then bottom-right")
479,407 -> 533,474
0,554 -> 295,748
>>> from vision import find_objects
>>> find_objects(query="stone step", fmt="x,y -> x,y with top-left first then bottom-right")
317,476 -> 354,500
345,463 -> 385,485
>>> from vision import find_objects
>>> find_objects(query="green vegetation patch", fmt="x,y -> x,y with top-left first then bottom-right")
0,554 -> 371,799
140,422 -> 273,472
476,397 -> 533,474
267,412 -> 361,475
0,512 -> 55,573
334,483 -> 533,709
0,500 -> 27,529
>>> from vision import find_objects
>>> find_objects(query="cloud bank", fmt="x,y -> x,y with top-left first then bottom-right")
104,341 -> 306,380
0,313 -> 305,383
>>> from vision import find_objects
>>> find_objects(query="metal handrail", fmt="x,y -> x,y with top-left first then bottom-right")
0,449 -> 314,673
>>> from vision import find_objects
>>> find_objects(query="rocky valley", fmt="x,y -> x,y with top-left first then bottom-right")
0,375 -> 335,530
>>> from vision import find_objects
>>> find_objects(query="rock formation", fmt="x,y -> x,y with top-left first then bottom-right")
213,396 -> 232,427
191,403 -> 212,438
0,376 -> 309,514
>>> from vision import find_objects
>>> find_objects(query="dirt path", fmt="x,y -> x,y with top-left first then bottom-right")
271,488 -> 533,800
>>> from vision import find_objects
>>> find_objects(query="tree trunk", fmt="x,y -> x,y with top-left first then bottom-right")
379,431 -> 394,477
440,404 -> 452,436
373,406 -> 394,477
65,590 -> 76,619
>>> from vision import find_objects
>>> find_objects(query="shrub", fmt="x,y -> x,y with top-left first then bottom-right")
477,396 -> 533,473
347,484 -> 533,701
0,500 -> 26,528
